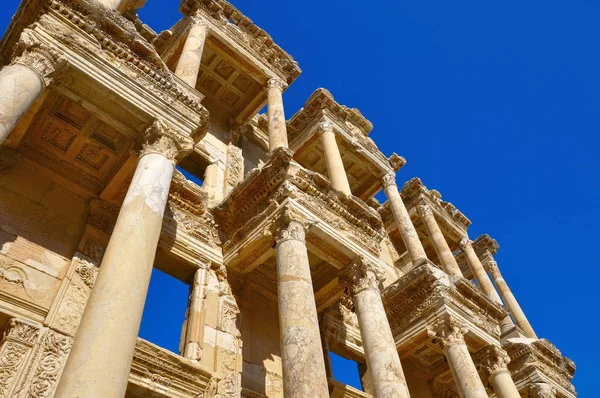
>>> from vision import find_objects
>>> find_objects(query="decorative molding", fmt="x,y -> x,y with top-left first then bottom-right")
137,119 -> 194,164
11,28 -> 67,87
344,256 -> 385,296
266,78 -> 287,91
427,315 -> 468,350
475,345 -> 510,380
381,173 -> 397,188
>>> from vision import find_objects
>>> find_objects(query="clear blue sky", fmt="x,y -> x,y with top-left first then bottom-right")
2,0 -> 598,395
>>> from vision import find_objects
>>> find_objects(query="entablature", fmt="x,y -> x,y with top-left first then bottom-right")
1,0 -> 209,140
130,338 -> 214,398
382,262 -> 508,367
285,88 -> 403,200
504,337 -> 577,397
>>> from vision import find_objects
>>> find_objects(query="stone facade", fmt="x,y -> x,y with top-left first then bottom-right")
0,0 -> 575,397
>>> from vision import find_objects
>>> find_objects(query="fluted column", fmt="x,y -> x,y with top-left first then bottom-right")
174,18 -> 208,87
483,256 -> 537,339
55,120 -> 193,398
0,29 -> 65,145
318,121 -> 351,195
267,78 -> 289,151
530,383 -> 557,398
183,262 -> 209,360
275,206 -> 328,397
345,257 -> 411,398
417,203 -> 462,277
477,345 -> 520,398
428,316 -> 487,398
382,174 -> 427,266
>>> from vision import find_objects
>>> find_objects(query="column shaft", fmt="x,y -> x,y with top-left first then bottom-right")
98,0 -> 123,8
174,20 -> 207,87
347,259 -> 411,398
445,342 -> 488,398
319,122 -> 351,195
382,175 -> 427,266
55,121 -> 192,398
418,204 -> 462,277
276,209 -> 328,397
486,259 -> 537,339
0,30 -> 64,145
183,265 -> 208,360
490,370 -> 520,398
267,79 -> 288,151
460,239 -> 502,302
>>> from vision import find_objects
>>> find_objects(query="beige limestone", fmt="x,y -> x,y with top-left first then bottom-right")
417,204 -> 462,277
530,383 -> 558,398
183,264 -> 209,360
382,174 -> 427,266
477,345 -> 520,398
318,121 -> 352,195
275,207 -> 329,397
267,79 -> 289,151
54,121 -> 192,397
98,0 -> 123,8
429,317 -> 487,398
345,257 -> 411,398
0,30 -> 64,145
483,256 -> 537,339
175,19 -> 208,88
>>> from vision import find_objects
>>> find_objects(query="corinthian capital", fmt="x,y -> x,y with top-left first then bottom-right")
138,119 -> 193,164
344,256 -> 386,295
458,238 -> 473,251
267,78 -> 287,91
427,315 -> 468,350
475,345 -> 510,379
11,29 -> 67,87
482,256 -> 499,275
317,121 -> 334,135
381,173 -> 397,188
274,205 -> 316,244
417,203 -> 433,218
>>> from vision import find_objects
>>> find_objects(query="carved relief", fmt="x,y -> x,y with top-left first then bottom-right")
12,29 -> 67,87
26,330 -> 73,398
137,119 -> 194,164
344,256 -> 386,296
0,319 -> 41,396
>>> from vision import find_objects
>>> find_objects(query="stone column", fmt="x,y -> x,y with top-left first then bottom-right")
345,256 -> 411,398
483,256 -> 537,339
0,29 -> 65,145
417,203 -> 462,277
174,18 -> 208,88
428,316 -> 487,398
183,262 -> 209,361
382,174 -> 427,266
267,78 -> 289,151
55,120 -> 193,398
459,238 -> 502,303
275,206 -> 329,397
317,121 -> 351,195
530,383 -> 557,398
477,345 -> 520,398
203,162 -> 219,200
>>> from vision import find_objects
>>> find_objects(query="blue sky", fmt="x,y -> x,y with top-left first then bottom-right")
2,0 -> 598,395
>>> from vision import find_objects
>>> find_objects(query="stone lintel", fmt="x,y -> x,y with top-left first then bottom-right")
382,263 -> 505,349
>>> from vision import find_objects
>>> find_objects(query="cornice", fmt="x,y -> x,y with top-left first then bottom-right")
179,0 -> 301,85
0,0 -> 209,138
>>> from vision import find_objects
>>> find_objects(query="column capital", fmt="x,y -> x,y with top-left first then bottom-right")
482,256 -> 500,275
274,205 -> 316,244
267,78 -> 287,91
138,119 -> 194,164
427,315 -> 468,351
458,238 -> 473,251
381,173 -> 397,188
12,29 -> 67,88
343,256 -> 386,296
475,345 -> 510,380
190,15 -> 209,28
317,121 -> 334,134
417,202 -> 433,218
530,383 -> 557,398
